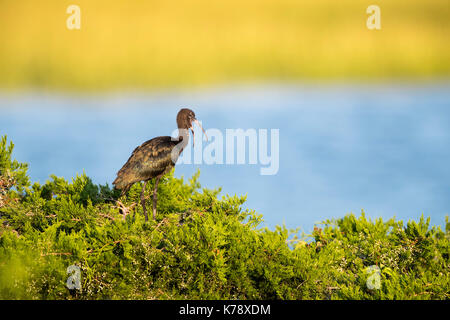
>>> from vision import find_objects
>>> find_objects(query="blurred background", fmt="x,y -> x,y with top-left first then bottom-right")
0,0 -> 449,232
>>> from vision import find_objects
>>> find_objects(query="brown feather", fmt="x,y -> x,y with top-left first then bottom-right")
113,136 -> 184,193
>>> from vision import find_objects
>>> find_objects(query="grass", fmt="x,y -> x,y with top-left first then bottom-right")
0,0 -> 449,91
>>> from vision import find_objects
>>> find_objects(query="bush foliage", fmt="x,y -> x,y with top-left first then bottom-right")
0,135 -> 449,299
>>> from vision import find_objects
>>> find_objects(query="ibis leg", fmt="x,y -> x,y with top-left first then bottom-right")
141,180 -> 148,222
152,176 -> 161,220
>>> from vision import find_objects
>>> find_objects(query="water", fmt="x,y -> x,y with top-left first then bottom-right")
1,83 -> 449,233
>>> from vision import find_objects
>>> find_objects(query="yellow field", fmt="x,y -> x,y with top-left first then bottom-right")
0,0 -> 448,91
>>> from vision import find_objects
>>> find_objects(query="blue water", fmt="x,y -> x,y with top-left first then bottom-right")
1,83 -> 449,233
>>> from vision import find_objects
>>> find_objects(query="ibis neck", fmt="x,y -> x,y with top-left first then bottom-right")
177,128 -> 190,142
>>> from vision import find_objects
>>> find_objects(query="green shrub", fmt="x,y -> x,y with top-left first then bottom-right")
0,135 -> 30,202
0,135 -> 449,299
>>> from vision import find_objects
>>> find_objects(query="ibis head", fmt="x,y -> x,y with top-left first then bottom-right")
176,108 -> 208,144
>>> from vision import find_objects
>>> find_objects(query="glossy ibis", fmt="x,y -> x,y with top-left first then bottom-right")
113,108 -> 207,221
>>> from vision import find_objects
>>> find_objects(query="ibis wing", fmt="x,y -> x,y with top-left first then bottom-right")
113,136 -> 181,190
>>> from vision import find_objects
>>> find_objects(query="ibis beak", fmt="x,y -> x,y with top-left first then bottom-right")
192,119 -> 208,147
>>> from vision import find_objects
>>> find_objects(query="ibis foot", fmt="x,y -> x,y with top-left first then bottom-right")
152,176 -> 161,220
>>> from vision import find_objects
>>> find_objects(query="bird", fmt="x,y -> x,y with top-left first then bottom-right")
113,108 -> 207,221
